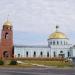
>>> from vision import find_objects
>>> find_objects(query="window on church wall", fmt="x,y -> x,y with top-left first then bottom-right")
40,51 -> 43,57
57,41 -> 59,45
26,51 -> 28,57
68,52 -> 70,57
47,52 -> 49,57
61,41 -> 62,45
53,41 -> 55,45
53,52 -> 56,57
60,51 -> 63,53
18,54 -> 20,58
33,51 -> 36,57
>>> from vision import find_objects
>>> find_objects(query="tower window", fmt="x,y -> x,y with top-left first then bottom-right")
5,32 -> 8,39
10,27 -> 12,30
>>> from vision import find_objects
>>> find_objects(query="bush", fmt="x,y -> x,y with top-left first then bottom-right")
9,60 -> 17,65
0,60 -> 4,65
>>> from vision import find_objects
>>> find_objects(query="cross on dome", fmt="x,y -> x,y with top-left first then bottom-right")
56,25 -> 59,32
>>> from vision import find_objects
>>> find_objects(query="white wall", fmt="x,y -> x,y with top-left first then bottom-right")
14,46 -> 50,58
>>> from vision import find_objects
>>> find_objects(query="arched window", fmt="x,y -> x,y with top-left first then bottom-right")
18,54 -> 20,58
68,52 -> 70,57
5,32 -> 9,39
60,51 -> 63,53
26,51 -> 28,57
61,41 -> 62,45
47,52 -> 49,57
40,51 -> 43,57
53,52 -> 56,57
57,41 -> 59,45
53,41 -> 55,45
33,51 -> 36,57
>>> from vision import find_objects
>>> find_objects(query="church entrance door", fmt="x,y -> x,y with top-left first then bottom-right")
59,54 -> 65,58
3,51 -> 9,58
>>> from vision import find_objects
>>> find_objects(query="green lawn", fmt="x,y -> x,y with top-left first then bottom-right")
0,59 -> 73,68
21,60 -> 73,67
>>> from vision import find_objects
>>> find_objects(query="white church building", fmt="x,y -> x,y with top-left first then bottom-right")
14,26 -> 75,58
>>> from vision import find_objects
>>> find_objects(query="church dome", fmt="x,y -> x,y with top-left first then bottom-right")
48,26 -> 67,39
48,32 -> 67,39
3,20 -> 12,26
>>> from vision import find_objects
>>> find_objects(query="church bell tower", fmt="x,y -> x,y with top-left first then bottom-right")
1,20 -> 13,58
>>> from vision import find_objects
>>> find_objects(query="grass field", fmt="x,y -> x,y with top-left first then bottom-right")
1,59 -> 73,68
14,59 -> 73,67
20,59 -> 73,67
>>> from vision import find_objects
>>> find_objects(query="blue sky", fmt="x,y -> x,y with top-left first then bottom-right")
0,0 -> 75,45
